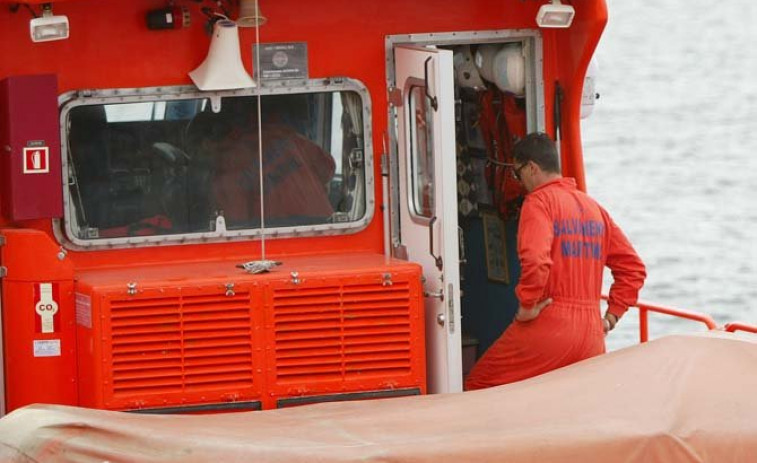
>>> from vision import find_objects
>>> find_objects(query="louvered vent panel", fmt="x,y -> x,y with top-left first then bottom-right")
109,293 -> 254,397
273,281 -> 413,384
342,283 -> 413,379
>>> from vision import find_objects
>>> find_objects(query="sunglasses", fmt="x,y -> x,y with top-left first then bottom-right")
512,162 -> 529,181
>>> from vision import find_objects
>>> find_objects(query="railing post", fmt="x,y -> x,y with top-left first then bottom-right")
603,294 -> 723,343
639,307 -> 649,343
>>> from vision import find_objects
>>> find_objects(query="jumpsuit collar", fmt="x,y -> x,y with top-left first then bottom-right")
530,177 -> 576,194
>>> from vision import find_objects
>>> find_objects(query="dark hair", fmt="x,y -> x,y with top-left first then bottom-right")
513,132 -> 560,173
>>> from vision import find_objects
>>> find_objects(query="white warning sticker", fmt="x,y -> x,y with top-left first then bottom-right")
35,282 -> 59,334
33,339 -> 61,357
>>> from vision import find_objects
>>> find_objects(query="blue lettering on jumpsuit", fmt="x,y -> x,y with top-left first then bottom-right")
554,219 -> 604,260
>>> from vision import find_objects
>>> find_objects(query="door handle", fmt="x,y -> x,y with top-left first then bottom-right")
423,56 -> 439,111
428,216 -> 443,271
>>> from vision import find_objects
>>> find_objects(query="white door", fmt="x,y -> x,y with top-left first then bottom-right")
393,45 -> 462,393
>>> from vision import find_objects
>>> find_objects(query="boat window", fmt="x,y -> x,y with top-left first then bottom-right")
62,83 -> 371,247
408,85 -> 435,219
103,100 -> 204,123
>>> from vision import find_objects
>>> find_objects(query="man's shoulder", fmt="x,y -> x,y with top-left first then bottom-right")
527,180 -> 573,201
526,181 -> 607,216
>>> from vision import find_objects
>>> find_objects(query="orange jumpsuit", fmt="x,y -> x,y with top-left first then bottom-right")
465,178 -> 646,389
213,123 -> 335,225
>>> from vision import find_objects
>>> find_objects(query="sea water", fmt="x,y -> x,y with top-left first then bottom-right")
582,0 -> 757,349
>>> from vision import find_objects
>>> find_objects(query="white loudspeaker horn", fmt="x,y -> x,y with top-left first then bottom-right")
189,19 -> 255,91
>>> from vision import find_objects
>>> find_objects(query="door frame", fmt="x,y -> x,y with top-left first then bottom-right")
386,29 -> 546,257
384,30 -> 546,390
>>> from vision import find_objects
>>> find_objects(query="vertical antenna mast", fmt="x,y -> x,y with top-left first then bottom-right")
254,8 -> 266,259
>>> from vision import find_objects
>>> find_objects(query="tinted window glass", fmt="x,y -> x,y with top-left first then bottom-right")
66,92 -> 366,240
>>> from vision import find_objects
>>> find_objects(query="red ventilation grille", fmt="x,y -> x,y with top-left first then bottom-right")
272,282 -> 413,384
107,292 -> 255,398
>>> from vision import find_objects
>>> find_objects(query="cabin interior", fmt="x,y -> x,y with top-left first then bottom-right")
449,40 -> 532,374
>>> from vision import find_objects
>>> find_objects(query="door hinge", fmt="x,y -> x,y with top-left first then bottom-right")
425,288 -> 444,301
387,86 -> 403,107
0,235 -> 5,246
447,283 -> 455,334
393,243 -> 408,260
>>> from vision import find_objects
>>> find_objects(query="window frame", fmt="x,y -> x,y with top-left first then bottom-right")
56,78 -> 375,250
406,83 -> 436,220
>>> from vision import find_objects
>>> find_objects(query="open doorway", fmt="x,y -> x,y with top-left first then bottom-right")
387,31 -> 545,391
444,41 -> 534,376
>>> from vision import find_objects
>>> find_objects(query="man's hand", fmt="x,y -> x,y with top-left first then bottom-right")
603,313 -> 618,335
515,298 -> 553,322
602,318 -> 612,335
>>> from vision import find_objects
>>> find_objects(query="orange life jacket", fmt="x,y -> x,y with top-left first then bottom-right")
478,88 -> 527,218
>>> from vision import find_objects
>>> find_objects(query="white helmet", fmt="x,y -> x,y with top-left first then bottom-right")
453,45 -> 485,89
475,43 -> 525,96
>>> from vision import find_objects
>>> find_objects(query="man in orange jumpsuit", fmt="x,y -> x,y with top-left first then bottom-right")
212,122 -> 335,227
465,133 -> 646,390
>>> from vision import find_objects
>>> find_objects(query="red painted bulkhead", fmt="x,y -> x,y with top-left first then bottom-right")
0,0 -> 607,412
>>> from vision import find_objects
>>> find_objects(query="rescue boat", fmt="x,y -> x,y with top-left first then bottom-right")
0,1 -> 755,460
